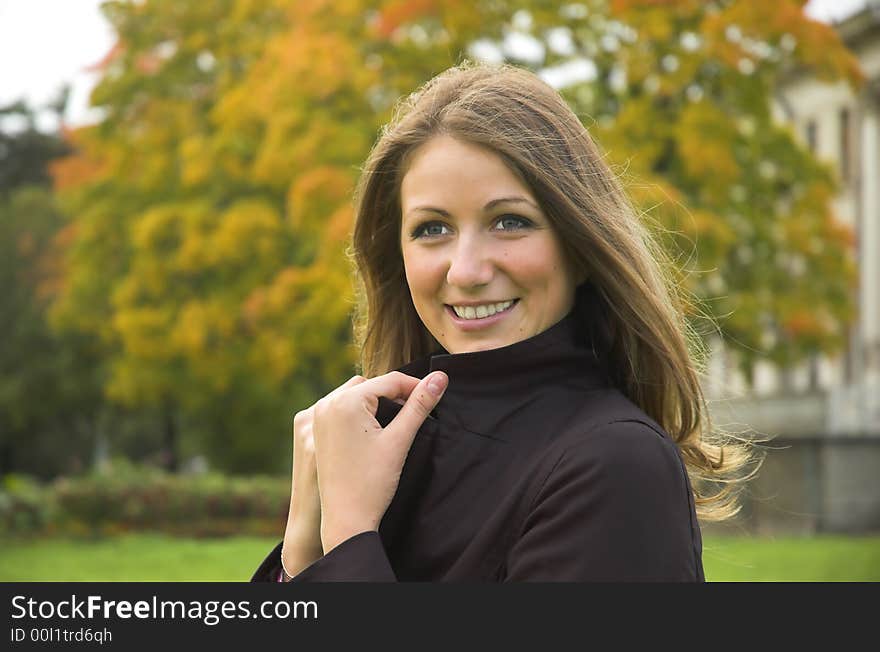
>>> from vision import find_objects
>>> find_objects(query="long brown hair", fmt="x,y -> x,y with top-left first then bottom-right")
349,61 -> 755,522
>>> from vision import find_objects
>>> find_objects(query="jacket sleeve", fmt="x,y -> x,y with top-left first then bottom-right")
250,531 -> 397,582
250,540 -> 285,582
504,420 -> 704,582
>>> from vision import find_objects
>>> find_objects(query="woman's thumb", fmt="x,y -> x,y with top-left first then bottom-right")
425,371 -> 448,400
388,371 -> 448,441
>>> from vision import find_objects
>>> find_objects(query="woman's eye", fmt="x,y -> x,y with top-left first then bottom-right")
412,222 -> 450,238
494,215 -> 533,231
411,215 -> 533,239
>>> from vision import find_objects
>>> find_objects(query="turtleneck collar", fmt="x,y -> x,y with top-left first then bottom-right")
392,285 -> 611,440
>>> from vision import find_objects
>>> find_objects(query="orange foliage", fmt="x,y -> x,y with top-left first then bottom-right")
373,0 -> 439,38
783,310 -> 823,338
49,128 -> 105,191
35,223 -> 78,302
135,53 -> 162,75
324,205 -> 355,246
84,40 -> 124,73
286,167 -> 354,230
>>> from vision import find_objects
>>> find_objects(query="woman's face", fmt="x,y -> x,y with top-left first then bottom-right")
399,134 -> 581,354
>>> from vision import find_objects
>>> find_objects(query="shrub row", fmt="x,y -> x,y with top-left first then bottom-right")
0,460 -> 289,538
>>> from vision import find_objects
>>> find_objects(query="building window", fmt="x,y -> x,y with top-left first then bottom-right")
805,120 -> 818,152
839,107 -> 851,184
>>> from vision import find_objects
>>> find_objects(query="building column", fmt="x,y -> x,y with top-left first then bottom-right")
858,95 -> 880,432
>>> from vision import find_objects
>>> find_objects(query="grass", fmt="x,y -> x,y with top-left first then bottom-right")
0,534 -> 877,581
702,535 -> 880,582
0,534 -> 281,582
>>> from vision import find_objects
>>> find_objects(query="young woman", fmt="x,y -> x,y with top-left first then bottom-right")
251,61 -> 750,582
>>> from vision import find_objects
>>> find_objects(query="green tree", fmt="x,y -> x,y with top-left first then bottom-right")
0,95 -> 70,192
0,99 -> 104,479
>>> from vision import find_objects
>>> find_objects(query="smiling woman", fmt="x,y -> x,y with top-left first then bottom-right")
400,135 -> 584,353
251,61 -> 755,583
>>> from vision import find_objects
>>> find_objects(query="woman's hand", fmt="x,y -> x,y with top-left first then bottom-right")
281,374 -> 368,579
313,370 -> 448,554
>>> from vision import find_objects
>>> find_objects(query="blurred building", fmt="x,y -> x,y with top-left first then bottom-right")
707,3 -> 880,535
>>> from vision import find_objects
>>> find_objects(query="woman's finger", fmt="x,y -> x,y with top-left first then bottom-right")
350,371 -> 422,403
327,374 -> 367,399
294,375 -> 366,431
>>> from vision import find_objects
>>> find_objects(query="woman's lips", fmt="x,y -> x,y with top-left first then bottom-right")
444,299 -> 519,331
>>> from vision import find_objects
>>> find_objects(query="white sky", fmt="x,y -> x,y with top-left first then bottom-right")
0,0 -> 872,129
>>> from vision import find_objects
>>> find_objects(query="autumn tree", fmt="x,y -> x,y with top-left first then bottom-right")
226,0 -> 860,377
52,0 -> 859,474
476,0 -> 860,375
52,0 -> 391,472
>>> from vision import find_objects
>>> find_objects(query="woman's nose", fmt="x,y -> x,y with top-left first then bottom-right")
445,238 -> 494,288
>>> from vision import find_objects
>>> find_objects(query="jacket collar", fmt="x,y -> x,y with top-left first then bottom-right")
391,284 -> 610,439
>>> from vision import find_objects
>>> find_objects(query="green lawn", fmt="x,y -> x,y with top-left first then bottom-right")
0,534 -> 877,581
702,535 -> 880,581
0,534 -> 280,582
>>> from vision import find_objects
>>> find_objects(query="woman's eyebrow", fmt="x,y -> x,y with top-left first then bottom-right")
484,196 -> 538,211
406,196 -> 538,218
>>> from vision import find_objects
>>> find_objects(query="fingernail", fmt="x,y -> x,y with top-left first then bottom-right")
427,372 -> 448,397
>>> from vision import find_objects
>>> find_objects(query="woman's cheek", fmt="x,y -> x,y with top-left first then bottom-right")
405,251 -> 444,298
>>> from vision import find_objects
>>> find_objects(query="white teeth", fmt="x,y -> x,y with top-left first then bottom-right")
451,300 -> 514,320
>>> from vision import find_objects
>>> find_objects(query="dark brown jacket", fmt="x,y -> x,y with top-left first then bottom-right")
251,286 -> 704,582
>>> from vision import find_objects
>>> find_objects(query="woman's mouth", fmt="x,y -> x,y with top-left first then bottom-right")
444,299 -> 519,331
